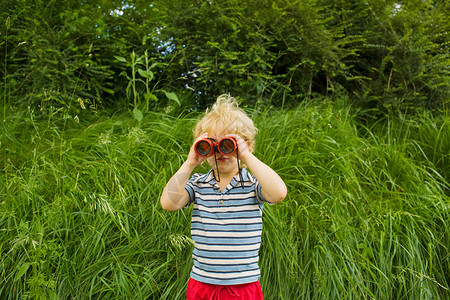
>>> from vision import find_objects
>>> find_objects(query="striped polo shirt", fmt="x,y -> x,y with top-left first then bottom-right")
185,168 -> 269,285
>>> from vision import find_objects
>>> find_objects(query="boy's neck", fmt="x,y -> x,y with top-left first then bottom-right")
213,169 -> 239,189
214,168 -> 239,180
216,174 -> 235,191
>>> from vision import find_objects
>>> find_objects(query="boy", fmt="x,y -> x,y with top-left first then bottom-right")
160,94 -> 287,299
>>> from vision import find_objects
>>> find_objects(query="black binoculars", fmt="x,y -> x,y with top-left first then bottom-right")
194,137 -> 237,157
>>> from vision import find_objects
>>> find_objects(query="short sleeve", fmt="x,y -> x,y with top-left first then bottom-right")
255,180 -> 273,205
184,173 -> 200,207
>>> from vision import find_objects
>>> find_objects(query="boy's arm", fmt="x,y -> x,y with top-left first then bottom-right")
160,133 -> 209,211
227,134 -> 287,204
160,161 -> 196,211
243,153 -> 287,203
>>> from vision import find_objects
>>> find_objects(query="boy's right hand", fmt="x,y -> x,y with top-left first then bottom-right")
161,133 -> 209,211
186,132 -> 209,167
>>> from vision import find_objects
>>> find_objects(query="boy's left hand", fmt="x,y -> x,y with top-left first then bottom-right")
225,134 -> 252,163
226,133 -> 287,203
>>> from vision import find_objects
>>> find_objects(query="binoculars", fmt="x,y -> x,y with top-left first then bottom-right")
194,137 -> 237,157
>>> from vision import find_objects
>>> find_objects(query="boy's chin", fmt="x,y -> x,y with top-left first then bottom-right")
218,165 -> 239,173
208,162 -> 233,170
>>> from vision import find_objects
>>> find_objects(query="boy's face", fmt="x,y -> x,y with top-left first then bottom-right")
205,132 -> 239,177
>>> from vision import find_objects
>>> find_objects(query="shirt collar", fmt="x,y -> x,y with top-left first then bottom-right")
198,168 -> 252,184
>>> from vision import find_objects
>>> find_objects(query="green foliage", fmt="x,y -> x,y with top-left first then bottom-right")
1,98 -> 448,298
2,0 -> 448,116
0,0 -> 172,114
0,0 -> 116,110
114,50 -> 180,112
330,0 -> 450,116
158,0 -> 351,106
157,0 -> 449,113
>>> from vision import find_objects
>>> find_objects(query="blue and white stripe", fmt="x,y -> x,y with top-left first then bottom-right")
185,168 -> 269,285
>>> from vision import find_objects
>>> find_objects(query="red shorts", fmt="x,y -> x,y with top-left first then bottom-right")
186,278 -> 263,300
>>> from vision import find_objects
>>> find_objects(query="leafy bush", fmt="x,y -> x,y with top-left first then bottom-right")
1,0 -> 449,115
1,1 -> 115,110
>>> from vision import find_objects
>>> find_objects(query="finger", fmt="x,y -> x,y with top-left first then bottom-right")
195,132 -> 209,142
226,134 -> 246,146
225,133 -> 242,142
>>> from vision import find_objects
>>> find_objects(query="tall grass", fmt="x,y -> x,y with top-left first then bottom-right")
254,100 -> 449,299
0,99 -> 448,299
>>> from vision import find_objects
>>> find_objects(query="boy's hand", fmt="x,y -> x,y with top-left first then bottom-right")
225,134 -> 252,163
160,133 -> 210,211
186,132 -> 209,167
226,133 -> 287,203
